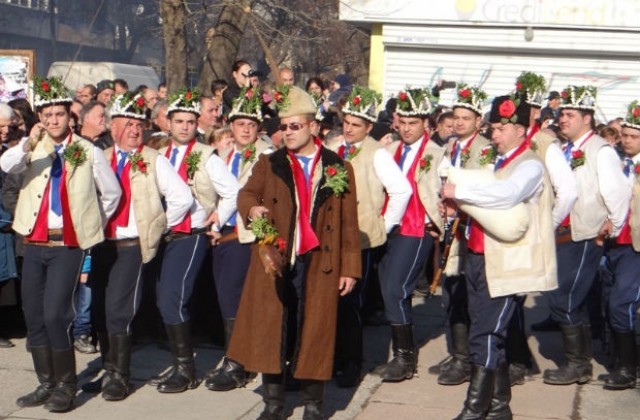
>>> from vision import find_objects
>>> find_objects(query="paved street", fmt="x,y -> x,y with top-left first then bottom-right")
1,293 -> 639,420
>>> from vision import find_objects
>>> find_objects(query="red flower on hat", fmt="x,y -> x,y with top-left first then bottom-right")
41,82 -> 50,92
516,82 -> 523,91
633,107 -> 640,118
274,92 -> 283,102
136,97 -> 145,108
246,89 -> 254,99
326,166 -> 338,177
561,90 -> 568,99
459,89 -> 471,98
398,92 -> 408,101
185,91 -> 192,100
352,96 -> 361,106
498,99 -> 517,119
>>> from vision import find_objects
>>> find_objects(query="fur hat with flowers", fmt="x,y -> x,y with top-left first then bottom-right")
228,86 -> 263,122
453,84 -> 488,116
515,72 -> 546,108
395,87 -> 436,117
621,100 -> 640,131
33,76 -> 72,109
559,85 -> 598,112
342,86 -> 381,123
110,92 -> 147,120
167,87 -> 201,116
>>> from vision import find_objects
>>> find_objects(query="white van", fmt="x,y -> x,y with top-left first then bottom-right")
47,62 -> 160,92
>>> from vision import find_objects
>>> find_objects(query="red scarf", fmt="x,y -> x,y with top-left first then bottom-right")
106,145 -> 143,238
164,140 -> 195,233
287,138 -> 322,255
467,141 -> 529,253
524,124 -> 540,149
392,133 -> 430,238
27,133 -> 79,247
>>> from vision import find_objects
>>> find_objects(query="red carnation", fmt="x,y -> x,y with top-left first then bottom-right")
481,148 -> 489,156
348,146 -> 356,155
246,89 -> 253,99
352,96 -> 361,106
41,82 -> 50,92
633,107 -> 640,118
459,89 -> 471,98
572,150 -> 584,159
274,92 -> 283,102
136,97 -> 145,108
73,150 -> 82,159
561,91 -> 568,99
398,92 -> 408,101
276,237 -> 287,253
419,158 -> 427,169
635,165 -> 640,175
327,166 -> 338,177
243,149 -> 253,159
516,82 -> 523,91
498,99 -> 517,119
185,91 -> 192,100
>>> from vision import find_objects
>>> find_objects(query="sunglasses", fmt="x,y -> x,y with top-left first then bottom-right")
278,122 -> 310,132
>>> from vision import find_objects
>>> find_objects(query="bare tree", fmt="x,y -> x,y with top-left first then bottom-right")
161,0 -> 188,90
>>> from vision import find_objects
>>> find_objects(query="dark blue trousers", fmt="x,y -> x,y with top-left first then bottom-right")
90,243 -> 144,335
211,231 -> 251,319
549,240 -> 603,326
378,229 -> 433,325
22,245 -> 84,350
465,253 -> 515,370
601,245 -> 640,332
156,234 -> 208,325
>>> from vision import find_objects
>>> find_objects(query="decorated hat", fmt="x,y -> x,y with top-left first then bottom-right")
277,85 -> 317,119
621,100 -> 640,131
167,87 -> 201,116
488,95 -> 531,128
228,86 -> 263,122
559,85 -> 597,112
515,72 -> 546,108
110,92 -> 147,120
341,86 -> 381,123
453,84 -> 488,116
395,87 -> 436,117
33,76 -> 73,108
309,92 -> 325,122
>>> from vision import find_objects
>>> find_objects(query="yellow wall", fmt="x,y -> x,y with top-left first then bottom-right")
368,23 -> 384,92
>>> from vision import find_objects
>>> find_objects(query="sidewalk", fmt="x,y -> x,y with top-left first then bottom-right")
1,293 -> 638,420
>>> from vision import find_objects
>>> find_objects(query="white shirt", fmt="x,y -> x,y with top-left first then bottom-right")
544,142 -> 578,228
455,146 -> 544,209
114,147 -> 193,239
167,142 -> 239,229
449,133 -> 477,168
0,136 -> 121,229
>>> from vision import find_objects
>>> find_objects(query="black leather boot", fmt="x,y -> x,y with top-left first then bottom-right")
102,334 -> 132,401
204,317 -> 236,380
44,348 -> 77,412
604,331 -> 637,390
205,318 -> 248,391
506,314 -> 536,386
438,323 -> 471,385
301,380 -> 325,420
373,324 -> 417,382
485,363 -> 512,420
16,346 -> 55,407
543,324 -> 592,385
158,322 -> 199,393
82,331 -> 111,393
453,364 -> 495,420
257,373 -> 285,420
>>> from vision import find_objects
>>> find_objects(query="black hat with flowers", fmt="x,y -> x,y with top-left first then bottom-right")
515,72 -> 546,108
453,84 -> 488,116
488,95 -> 531,128
228,86 -> 263,122
167,87 -> 201,116
621,100 -> 640,131
559,85 -> 597,112
395,87 -> 436,117
342,86 -> 381,123
33,76 -> 72,108
109,92 -> 147,120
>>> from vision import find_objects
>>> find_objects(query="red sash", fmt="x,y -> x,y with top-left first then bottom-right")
617,212 -> 633,245
106,145 -> 143,238
467,141 -> 529,253
524,124 -> 540,149
164,140 -> 195,233
287,138 -> 322,255
26,133 -> 79,247
393,133 -> 430,238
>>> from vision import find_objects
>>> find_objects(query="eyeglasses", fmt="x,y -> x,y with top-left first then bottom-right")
278,122 -> 310,131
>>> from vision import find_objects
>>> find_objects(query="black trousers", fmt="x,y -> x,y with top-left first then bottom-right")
22,245 -> 84,350
90,242 -> 144,335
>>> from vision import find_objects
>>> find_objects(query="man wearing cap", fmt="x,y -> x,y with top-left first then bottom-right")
540,90 -> 561,124
146,88 -> 239,394
331,86 -> 411,387
96,80 -> 115,105
0,76 -> 121,412
373,87 -> 445,383
598,100 -> 640,390
89,92 -> 193,401
204,85 -> 273,392
430,85 -> 492,386
542,86 -> 629,386
442,94 -> 557,419
226,86 -> 360,420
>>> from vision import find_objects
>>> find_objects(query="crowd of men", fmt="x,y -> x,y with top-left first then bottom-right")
0,63 -> 639,420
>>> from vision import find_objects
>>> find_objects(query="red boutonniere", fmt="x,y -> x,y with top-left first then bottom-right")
478,145 -> 496,166
63,143 -> 87,169
344,145 -> 360,161
634,164 -> 640,175
185,150 -> 202,180
460,148 -> 470,165
128,152 -> 149,174
418,154 -> 433,174
241,143 -> 257,165
323,164 -> 349,196
570,150 -> 585,170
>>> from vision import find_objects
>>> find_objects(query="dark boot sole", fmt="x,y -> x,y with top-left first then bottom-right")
543,376 -> 591,385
